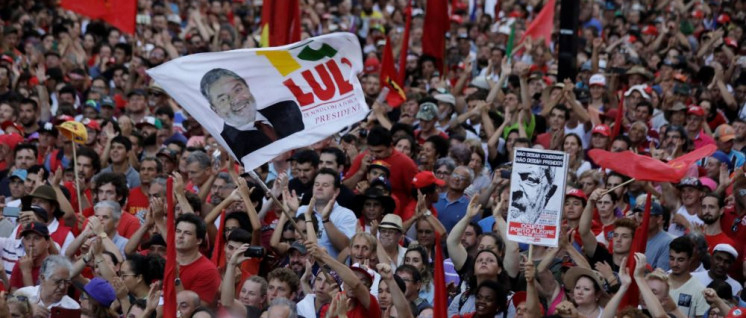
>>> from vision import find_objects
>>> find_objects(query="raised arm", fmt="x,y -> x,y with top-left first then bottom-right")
221,244 -> 253,309
601,257 -> 630,318
447,195 -> 481,271
377,263 -> 413,318
308,241 -> 371,309
580,189 -> 602,257
633,253 -> 671,318
493,202 -> 520,278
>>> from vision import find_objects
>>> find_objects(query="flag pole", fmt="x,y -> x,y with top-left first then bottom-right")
71,143 -> 83,214
246,170 -> 307,241
602,178 -> 635,196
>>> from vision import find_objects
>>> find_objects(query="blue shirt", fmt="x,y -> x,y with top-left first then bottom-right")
434,193 -> 476,233
727,149 -> 746,169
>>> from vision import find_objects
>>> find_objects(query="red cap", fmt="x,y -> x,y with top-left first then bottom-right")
0,133 -> 23,150
727,307 -> 746,318
364,56 -> 380,74
687,105 -> 705,117
566,189 -> 587,203
82,118 -> 101,131
0,55 -> 13,64
591,124 -> 611,137
717,13 -> 731,25
603,108 -> 618,120
1,121 -> 24,136
724,37 -> 738,48
692,9 -> 704,19
642,25 -> 658,36
450,14 -> 463,24
511,291 -> 545,315
412,171 -> 446,188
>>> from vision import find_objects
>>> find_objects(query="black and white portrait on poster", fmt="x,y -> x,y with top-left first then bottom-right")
507,148 -> 569,247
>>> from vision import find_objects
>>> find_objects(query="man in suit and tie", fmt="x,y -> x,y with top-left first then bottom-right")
200,68 -> 304,158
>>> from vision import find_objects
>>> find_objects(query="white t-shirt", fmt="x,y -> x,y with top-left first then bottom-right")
16,285 -> 80,310
296,294 -> 316,318
669,276 -> 708,318
667,206 -> 704,237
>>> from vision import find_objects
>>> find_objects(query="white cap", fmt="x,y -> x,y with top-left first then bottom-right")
470,76 -> 490,90
589,74 -> 606,86
624,84 -> 650,100
434,93 -> 456,105
713,243 -> 739,259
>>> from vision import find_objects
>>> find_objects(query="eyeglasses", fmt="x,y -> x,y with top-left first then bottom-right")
450,174 -> 468,181
435,170 -> 450,176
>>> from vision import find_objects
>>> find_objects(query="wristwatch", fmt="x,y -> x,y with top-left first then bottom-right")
174,278 -> 182,286
424,210 -> 432,217
98,232 -> 108,239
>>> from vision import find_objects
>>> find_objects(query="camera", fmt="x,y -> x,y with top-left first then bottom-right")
244,246 -> 266,258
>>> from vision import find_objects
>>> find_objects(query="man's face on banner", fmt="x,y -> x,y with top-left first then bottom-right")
208,75 -> 257,127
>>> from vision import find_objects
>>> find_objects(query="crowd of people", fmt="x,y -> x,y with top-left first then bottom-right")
2,0 -> 746,317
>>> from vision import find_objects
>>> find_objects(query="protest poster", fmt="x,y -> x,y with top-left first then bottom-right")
147,33 -> 369,170
506,148 -> 569,247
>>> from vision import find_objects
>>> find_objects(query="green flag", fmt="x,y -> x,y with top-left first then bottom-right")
505,23 -> 516,62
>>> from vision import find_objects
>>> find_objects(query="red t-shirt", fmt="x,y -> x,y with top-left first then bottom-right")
81,208 -> 141,239
346,150 -> 418,212
181,255 -> 222,304
63,181 -> 92,214
127,187 -> 150,215
10,264 -> 40,290
346,294 -> 381,318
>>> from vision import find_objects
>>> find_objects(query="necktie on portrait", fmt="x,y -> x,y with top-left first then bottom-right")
256,121 -> 278,142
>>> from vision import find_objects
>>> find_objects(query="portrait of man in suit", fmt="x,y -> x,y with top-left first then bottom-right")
200,68 -> 305,158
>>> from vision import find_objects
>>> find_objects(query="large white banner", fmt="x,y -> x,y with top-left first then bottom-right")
147,33 -> 368,170
506,148 -> 569,247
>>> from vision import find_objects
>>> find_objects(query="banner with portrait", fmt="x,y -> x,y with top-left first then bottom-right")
506,148 -> 569,247
147,33 -> 368,170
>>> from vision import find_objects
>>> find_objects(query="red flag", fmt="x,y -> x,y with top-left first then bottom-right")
260,0 -> 301,47
163,178 -> 177,318
398,1 -> 412,84
60,0 -> 136,34
618,193 -> 652,309
433,233 -> 448,318
422,0 -> 449,72
381,37 -> 406,107
517,0 -> 555,48
588,144 -> 717,182
211,210 -> 226,267
611,91 -> 624,140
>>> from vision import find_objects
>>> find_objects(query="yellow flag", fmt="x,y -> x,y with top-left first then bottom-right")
57,121 -> 87,144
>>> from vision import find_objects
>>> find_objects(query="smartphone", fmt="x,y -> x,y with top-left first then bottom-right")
500,170 -> 512,179
3,206 -> 20,218
244,246 -> 266,258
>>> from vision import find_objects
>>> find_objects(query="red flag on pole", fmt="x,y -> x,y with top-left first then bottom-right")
611,91 -> 624,140
618,193 -> 652,309
60,0 -> 136,34
422,0 -> 449,72
433,233 -> 448,318
211,210 -> 226,267
381,37 -> 406,107
163,178 -> 177,318
260,0 -> 301,47
517,0 -> 555,48
398,1 -> 413,84
588,145 -> 716,182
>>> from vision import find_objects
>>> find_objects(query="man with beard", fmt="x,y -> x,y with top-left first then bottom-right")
535,104 -> 569,149
285,241 -> 309,278
127,157 -> 162,216
62,147 -> 100,213
199,68 -> 303,159
698,194 -> 737,255
509,164 -> 557,224
18,99 -> 40,136
125,90 -> 149,124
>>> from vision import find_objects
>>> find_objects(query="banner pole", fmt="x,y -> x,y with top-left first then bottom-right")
602,178 -> 635,196
246,170 -> 307,241
72,144 -> 83,214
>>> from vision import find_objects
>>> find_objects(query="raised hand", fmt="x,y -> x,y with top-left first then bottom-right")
466,194 -> 482,218
320,193 -> 338,220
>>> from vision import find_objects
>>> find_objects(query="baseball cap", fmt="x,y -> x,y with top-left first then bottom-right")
9,169 -> 27,182
434,93 -> 456,106
127,89 -> 147,98
350,263 -> 375,283
0,133 -> 23,151
364,56 -> 380,74
624,85 -> 651,100
82,118 -> 101,131
566,189 -> 587,203
713,243 -> 739,260
724,37 -> 739,49
670,102 -> 687,112
1,121 -> 24,136
370,176 -> 392,192
100,96 -> 115,108
641,25 -> 658,36
633,200 -> 664,216
710,151 -> 734,171
378,214 -> 404,233
678,177 -> 703,189
469,76 -> 490,90
715,124 -> 736,142
727,307 -> 746,318
288,241 -> 308,255
136,116 -> 163,129
84,99 -> 100,113
412,171 -> 446,188
156,148 -> 178,162
20,222 -> 50,238
589,74 -> 606,87
687,105 -> 705,117
83,277 -> 117,307
591,124 -> 611,137
416,102 -> 439,121
700,177 -> 718,192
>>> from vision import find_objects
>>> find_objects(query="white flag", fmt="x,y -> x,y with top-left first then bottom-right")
147,33 -> 369,170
